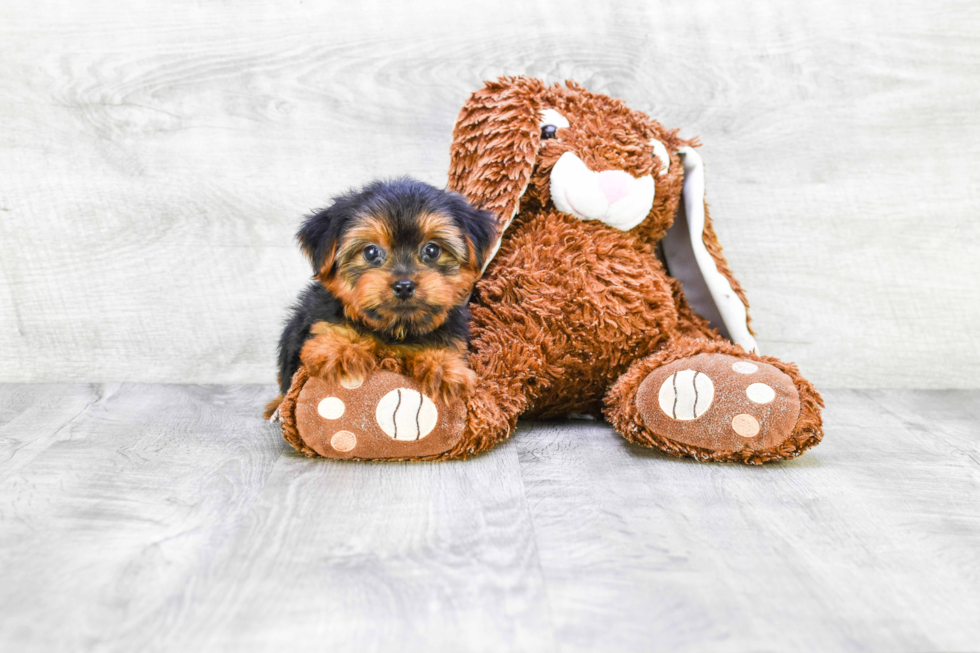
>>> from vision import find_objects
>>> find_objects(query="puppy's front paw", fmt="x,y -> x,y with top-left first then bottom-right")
406,349 -> 477,404
300,331 -> 376,385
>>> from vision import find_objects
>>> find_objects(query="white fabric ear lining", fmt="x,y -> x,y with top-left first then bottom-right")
649,139 -> 671,176
675,146 -> 758,353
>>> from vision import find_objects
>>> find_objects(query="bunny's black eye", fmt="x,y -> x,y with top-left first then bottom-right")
538,109 -> 568,142
420,241 -> 442,263
362,244 -> 385,264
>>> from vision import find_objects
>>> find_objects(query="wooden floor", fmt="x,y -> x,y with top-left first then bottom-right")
1,385 -> 978,652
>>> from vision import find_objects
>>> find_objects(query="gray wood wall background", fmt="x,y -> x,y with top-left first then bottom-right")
1,0 -> 978,388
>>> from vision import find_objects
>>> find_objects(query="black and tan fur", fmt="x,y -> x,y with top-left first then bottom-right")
265,178 -> 496,417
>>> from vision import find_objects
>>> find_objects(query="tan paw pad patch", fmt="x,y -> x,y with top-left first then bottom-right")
330,430 -> 357,452
731,414 -> 760,437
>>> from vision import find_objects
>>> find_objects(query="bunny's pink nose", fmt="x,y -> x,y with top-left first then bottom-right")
597,169 -> 634,204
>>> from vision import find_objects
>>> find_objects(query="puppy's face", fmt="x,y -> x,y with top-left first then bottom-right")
298,180 -> 495,339
328,210 -> 478,338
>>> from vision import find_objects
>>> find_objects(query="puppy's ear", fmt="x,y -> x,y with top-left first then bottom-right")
448,76 -> 544,271
445,193 -> 498,272
466,210 -> 499,272
297,201 -> 353,280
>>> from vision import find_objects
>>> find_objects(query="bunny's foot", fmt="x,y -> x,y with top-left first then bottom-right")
278,367 -> 466,460
605,340 -> 823,464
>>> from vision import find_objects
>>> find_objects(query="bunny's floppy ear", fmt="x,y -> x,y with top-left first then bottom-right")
448,76 -> 544,270
660,147 -> 759,353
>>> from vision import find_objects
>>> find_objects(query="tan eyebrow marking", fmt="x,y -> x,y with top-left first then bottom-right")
417,212 -> 466,260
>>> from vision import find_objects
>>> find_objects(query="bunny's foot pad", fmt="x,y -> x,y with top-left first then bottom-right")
280,369 -> 465,460
636,353 -> 801,458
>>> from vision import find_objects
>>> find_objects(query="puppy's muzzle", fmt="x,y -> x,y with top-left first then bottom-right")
392,280 -> 416,300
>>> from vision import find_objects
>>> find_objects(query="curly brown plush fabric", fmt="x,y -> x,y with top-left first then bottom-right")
279,77 -> 824,464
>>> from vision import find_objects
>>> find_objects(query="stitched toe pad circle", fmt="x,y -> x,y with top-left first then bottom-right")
637,353 -> 801,454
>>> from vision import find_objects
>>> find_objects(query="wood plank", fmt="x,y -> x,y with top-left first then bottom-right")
515,389 -> 980,652
0,384 -> 554,652
0,0 -> 978,387
0,383 -> 103,472
184,445 -> 556,652
0,384 -> 285,651
3,384 -> 980,651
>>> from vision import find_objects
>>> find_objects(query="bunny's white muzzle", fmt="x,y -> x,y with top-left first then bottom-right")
549,152 -> 655,231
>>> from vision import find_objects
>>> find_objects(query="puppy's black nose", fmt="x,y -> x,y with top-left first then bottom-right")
392,279 -> 416,299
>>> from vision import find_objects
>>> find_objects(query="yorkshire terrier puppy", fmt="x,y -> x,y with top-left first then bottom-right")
265,178 -> 496,418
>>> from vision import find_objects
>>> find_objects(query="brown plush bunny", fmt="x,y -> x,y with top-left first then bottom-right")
276,77 -> 823,464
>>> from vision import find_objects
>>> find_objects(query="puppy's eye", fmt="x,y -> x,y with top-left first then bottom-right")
420,241 -> 442,263
541,125 -> 558,140
362,244 -> 385,264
